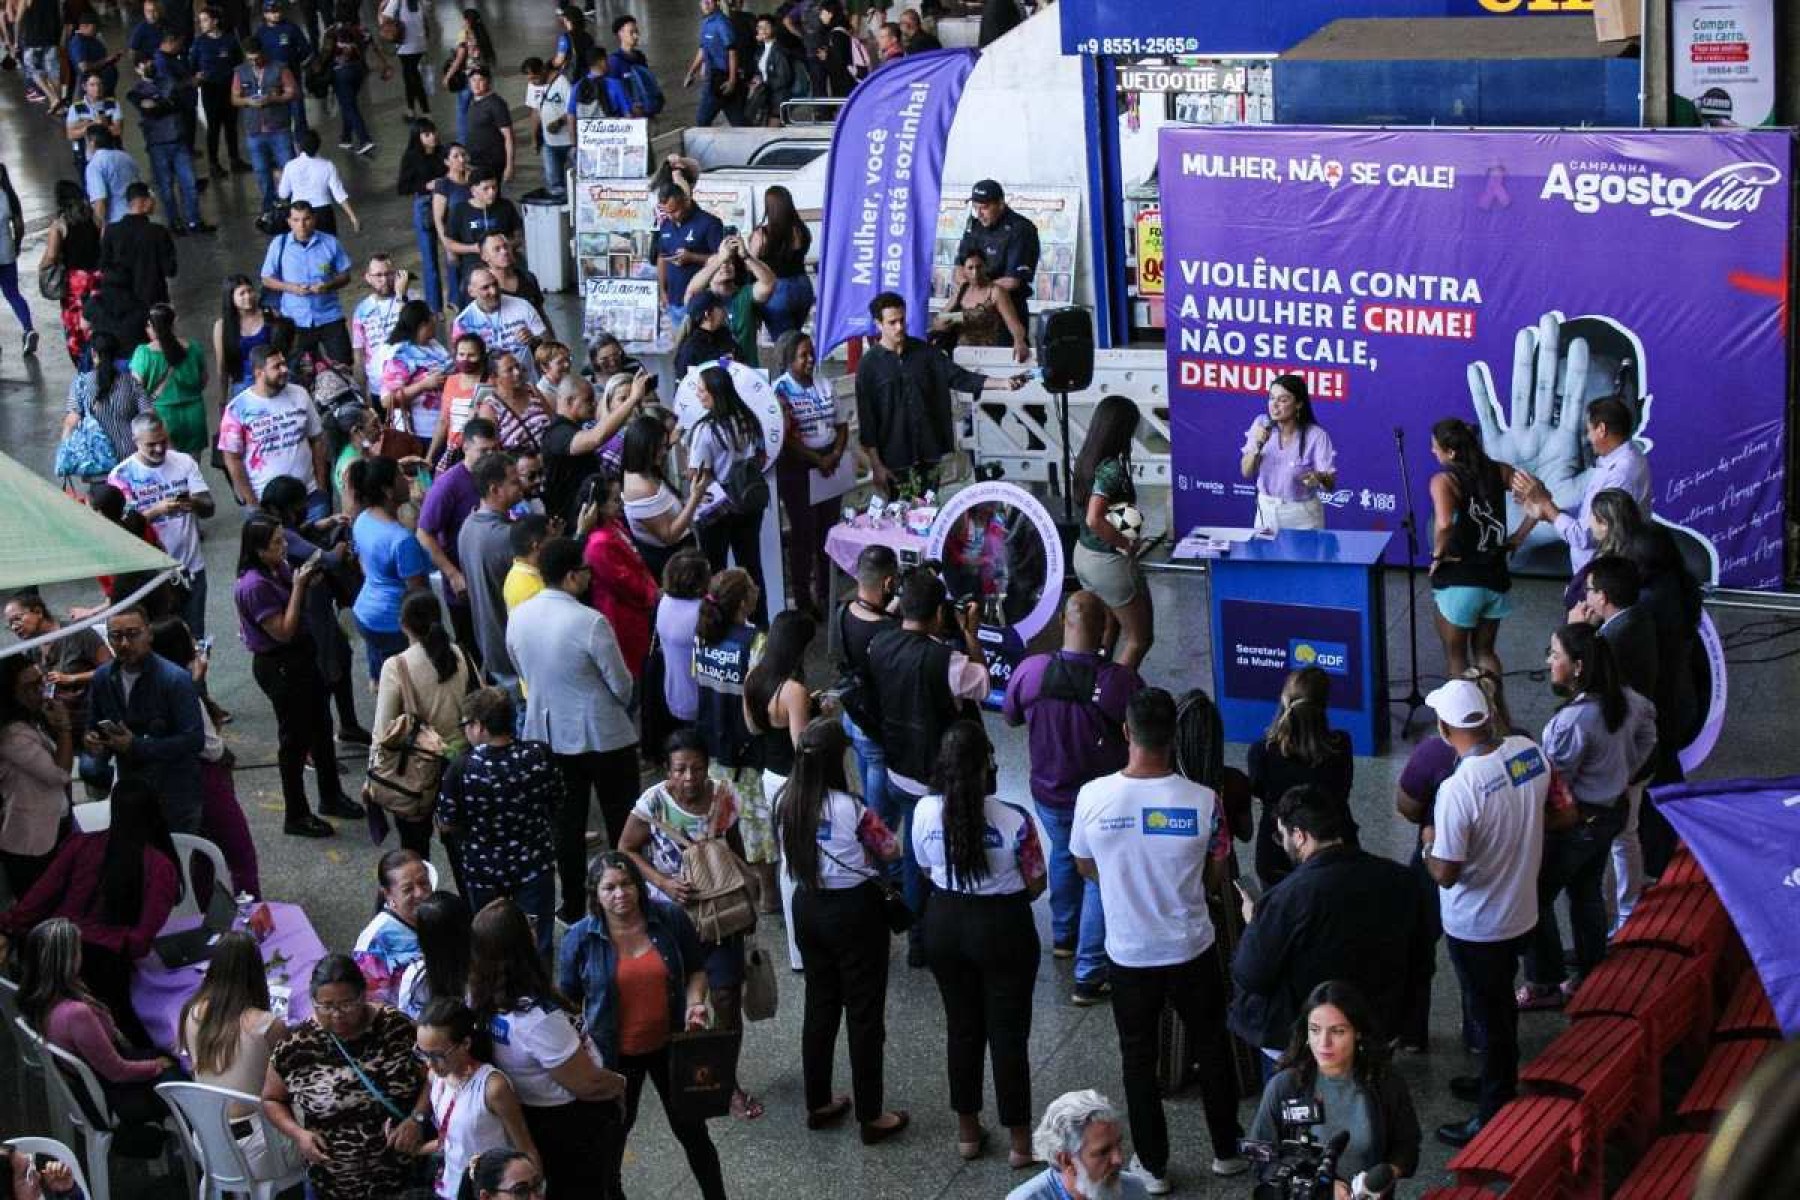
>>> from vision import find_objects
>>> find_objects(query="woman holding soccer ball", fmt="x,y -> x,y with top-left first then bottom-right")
1071,395 -> 1153,668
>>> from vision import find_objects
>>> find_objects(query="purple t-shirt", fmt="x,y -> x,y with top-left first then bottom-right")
1397,736 -> 1458,823
1001,650 -> 1143,810
233,564 -> 294,655
417,463 -> 479,571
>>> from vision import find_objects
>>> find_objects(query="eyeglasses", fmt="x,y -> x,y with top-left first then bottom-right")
492,1181 -> 547,1199
106,627 -> 147,643
411,1045 -> 452,1064
312,999 -> 363,1015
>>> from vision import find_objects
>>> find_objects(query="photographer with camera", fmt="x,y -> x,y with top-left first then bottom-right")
1245,981 -> 1419,1199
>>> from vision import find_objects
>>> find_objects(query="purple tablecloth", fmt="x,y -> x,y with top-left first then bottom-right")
824,520 -> 929,575
131,901 -> 326,1053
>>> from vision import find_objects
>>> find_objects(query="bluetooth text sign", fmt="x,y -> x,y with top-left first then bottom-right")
1219,600 -> 1365,712
1160,127 -> 1791,590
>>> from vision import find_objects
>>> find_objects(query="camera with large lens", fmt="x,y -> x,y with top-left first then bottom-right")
1239,1099 -> 1348,1200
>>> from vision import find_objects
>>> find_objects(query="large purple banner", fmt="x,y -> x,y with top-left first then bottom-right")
814,50 -> 977,356
1160,127 -> 1791,589
1656,775 -> 1800,1036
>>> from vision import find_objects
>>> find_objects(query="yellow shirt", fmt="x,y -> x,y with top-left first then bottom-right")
503,560 -> 544,613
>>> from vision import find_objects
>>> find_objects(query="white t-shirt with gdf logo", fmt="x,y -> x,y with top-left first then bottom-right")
1071,771 -> 1219,968
1433,734 -> 1552,943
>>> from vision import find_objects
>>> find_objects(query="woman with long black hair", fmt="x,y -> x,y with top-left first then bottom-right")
396,890 -> 472,1021
1519,623 -> 1656,1009
38,179 -> 102,367
212,275 -> 274,406
0,654 -> 73,898
233,514 -> 358,838
745,609 -> 815,950
260,474 -> 368,744
1428,417 -> 1532,678
750,185 -> 814,338
688,365 -> 767,619
1247,667 -> 1353,889
0,780 -> 181,1048
621,414 -> 703,578
775,717 -> 907,1142
130,302 -> 211,456
372,590 -> 476,856
1239,373 -> 1336,531
381,300 -> 455,449
1072,393 -> 1152,667
397,120 -> 449,312
912,720 -> 1045,1167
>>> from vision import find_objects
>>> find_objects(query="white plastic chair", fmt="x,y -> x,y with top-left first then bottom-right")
156,1082 -> 307,1200
3,1136 -> 93,1200
168,833 -> 231,924
11,1017 -> 193,1200
0,978 -> 69,1147
71,801 -> 111,833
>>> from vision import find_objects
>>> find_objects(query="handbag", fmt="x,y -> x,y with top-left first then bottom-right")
818,841 -> 913,935
38,261 -> 66,302
442,51 -> 466,94
741,939 -> 777,1022
666,1029 -> 738,1122
649,800 -> 758,943
54,374 -> 120,478
364,655 -> 450,819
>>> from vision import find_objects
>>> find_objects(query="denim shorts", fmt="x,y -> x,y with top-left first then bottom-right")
1433,584 -> 1512,629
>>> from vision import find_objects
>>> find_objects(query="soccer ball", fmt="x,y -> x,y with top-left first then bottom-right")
1104,502 -> 1144,541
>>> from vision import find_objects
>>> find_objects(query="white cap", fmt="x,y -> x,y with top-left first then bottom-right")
1425,679 -> 1491,730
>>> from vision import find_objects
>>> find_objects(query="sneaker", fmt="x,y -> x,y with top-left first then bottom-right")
1071,979 -> 1111,1006
337,139 -> 356,149
189,222 -> 217,235
356,141 -> 377,156
1126,1155 -> 1171,1196
1051,942 -> 1075,960
22,330 -> 38,357
1211,1156 -> 1251,1177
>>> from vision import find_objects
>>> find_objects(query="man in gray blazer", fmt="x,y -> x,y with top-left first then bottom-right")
505,537 -> 640,921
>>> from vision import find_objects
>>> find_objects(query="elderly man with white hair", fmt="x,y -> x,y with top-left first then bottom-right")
1008,1090 -> 1147,1200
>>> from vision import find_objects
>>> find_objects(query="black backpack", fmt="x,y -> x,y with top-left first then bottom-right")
723,457 -> 769,516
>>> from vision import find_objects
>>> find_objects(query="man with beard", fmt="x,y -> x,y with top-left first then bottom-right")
1009,1090 -> 1147,1200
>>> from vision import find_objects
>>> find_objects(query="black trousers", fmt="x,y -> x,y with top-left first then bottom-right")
1400,837 -> 1442,1047
294,317 -> 353,368
922,889 -> 1038,1126
252,641 -> 347,822
398,53 -> 429,112
1446,931 -> 1529,1120
698,509 -> 767,625
793,882 -> 890,1123
82,942 -> 154,1049
523,1099 -> 615,1200
200,79 -> 242,166
1524,803 -> 1626,988
597,1046 -> 727,1200
1109,946 -> 1243,1174
553,746 -> 638,920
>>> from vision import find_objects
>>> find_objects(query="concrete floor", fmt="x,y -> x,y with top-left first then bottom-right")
3,4 -> 1800,1197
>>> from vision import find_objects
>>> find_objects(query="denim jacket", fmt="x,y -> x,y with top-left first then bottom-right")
80,652 -> 204,833
556,899 -> 704,1067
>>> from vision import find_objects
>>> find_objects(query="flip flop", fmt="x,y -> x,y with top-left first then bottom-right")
732,1088 -> 766,1120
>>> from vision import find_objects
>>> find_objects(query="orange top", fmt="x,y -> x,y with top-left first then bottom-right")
614,946 -> 671,1057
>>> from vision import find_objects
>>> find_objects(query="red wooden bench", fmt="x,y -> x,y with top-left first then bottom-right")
1566,946 -> 1710,1063
1421,1189 -> 1510,1199
1675,1036 -> 1777,1129
1519,1014 -> 1656,1159
1610,883 -> 1733,973
1447,1094 -> 1592,1199
1659,850 -> 1706,887
1714,970 -> 1779,1040
1612,1131 -> 1712,1200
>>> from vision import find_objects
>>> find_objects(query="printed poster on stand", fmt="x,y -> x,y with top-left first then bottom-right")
932,185 -> 1082,308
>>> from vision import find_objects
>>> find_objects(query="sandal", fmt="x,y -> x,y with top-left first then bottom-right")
1515,983 -> 1565,1011
806,1096 -> 851,1130
957,1128 -> 989,1161
731,1088 -> 766,1120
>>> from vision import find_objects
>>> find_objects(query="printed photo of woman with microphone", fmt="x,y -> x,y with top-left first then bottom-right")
1240,374 -> 1338,532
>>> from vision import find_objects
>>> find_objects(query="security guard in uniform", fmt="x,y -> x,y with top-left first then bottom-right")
955,178 -> 1041,351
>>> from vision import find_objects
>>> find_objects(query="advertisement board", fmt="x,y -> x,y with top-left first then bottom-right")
1160,126 -> 1790,590
1671,0 -> 1777,127
932,186 -> 1082,308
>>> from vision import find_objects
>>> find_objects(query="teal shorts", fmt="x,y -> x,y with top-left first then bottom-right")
1433,585 -> 1512,629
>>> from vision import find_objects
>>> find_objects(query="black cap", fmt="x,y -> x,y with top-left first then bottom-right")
969,179 -> 1004,203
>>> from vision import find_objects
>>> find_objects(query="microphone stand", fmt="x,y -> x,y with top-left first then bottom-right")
1390,425 -> 1427,738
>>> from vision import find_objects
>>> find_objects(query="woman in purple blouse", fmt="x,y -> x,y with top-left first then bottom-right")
1239,373 -> 1337,531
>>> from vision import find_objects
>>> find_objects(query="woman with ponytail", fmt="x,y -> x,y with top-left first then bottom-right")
691,567 -> 774,875
911,720 -> 1045,1167
1518,622 -> 1657,1009
774,717 -> 907,1143
1247,667 -> 1353,889
349,456 -> 433,681
1427,417 -> 1532,677
372,590 -> 476,856
456,1149 -> 539,1200
130,303 -> 210,456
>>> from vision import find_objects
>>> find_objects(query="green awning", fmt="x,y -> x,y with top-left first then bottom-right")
0,450 -> 178,593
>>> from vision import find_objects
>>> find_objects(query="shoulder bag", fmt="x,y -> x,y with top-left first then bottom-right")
649,799 -> 757,944
817,835 -> 913,934
325,1028 -> 437,1200
364,654 -> 450,820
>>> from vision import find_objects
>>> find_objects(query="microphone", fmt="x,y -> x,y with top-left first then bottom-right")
1351,1164 -> 1396,1198
1315,1130 -> 1351,1197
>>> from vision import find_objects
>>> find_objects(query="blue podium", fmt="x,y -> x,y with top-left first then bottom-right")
1188,528 -> 1393,756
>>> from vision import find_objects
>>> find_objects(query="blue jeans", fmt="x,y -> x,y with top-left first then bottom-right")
695,70 -> 743,127
841,710 -> 889,852
888,780 -> 928,948
412,194 -> 443,312
353,617 -> 408,683
541,142 -> 571,194
289,82 -> 309,135
332,65 -> 371,146
147,142 -> 200,229
1036,802 -> 1107,985
468,870 -> 556,961
455,86 -> 472,144
0,263 -> 33,333
762,273 -> 815,339
245,130 -> 294,213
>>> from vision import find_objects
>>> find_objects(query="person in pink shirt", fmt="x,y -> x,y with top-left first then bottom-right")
580,474 -> 659,679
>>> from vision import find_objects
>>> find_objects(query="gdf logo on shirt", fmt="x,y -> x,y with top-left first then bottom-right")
1289,639 -> 1348,676
1141,808 -> 1199,837
1505,749 -> 1547,785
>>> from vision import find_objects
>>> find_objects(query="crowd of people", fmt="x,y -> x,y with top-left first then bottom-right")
0,3 -> 1716,1200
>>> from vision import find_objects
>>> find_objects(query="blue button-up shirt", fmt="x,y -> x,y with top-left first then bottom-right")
556,902 -> 704,1067
261,230 -> 352,327
1541,688 -> 1658,806
84,148 -> 141,223
1555,441 -> 1653,576
699,11 -> 734,73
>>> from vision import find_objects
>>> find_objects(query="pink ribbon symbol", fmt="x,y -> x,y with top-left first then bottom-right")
1478,164 -> 1511,210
